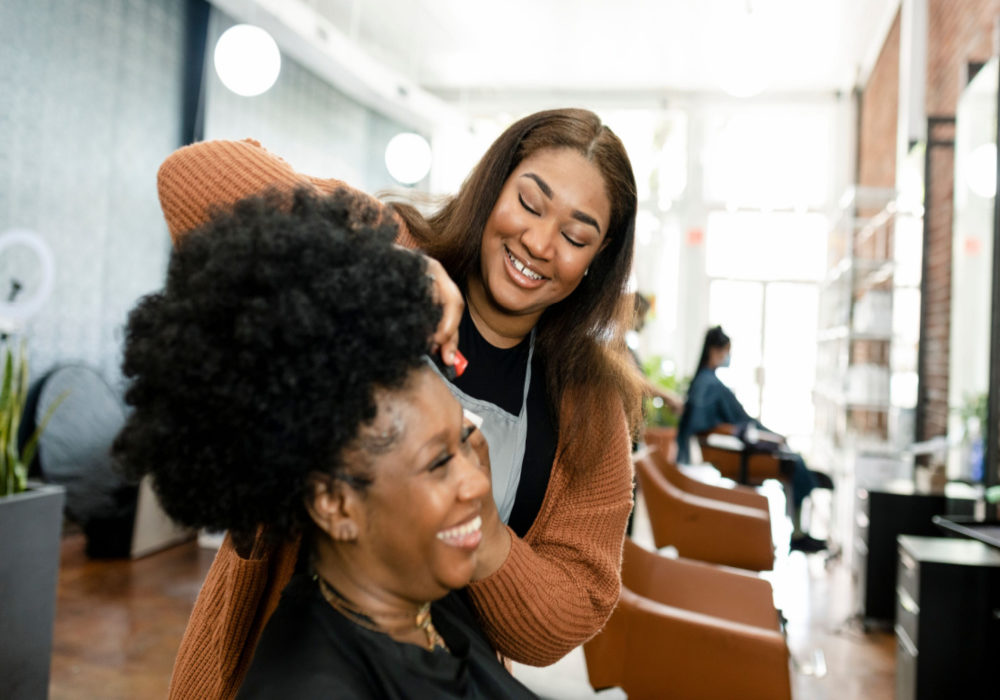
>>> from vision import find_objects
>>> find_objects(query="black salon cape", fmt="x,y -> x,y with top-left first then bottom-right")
236,574 -> 538,699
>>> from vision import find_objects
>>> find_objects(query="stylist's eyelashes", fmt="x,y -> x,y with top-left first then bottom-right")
518,194 -> 539,216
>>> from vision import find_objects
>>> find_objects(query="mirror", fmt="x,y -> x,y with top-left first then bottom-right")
948,58 -> 997,484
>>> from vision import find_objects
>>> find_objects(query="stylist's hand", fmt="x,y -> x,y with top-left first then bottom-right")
423,256 -> 463,368
467,426 -> 511,580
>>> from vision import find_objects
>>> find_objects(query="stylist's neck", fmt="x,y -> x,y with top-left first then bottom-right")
466,275 -> 541,348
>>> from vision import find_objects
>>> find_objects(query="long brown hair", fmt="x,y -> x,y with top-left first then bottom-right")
392,108 -> 643,440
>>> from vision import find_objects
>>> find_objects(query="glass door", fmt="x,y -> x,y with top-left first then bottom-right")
708,279 -> 819,453
708,279 -> 764,416
761,282 -> 819,451
705,211 -> 825,454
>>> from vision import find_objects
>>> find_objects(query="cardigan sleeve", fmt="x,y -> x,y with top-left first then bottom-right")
157,138 -> 416,248
167,532 -> 299,700
466,390 -> 633,666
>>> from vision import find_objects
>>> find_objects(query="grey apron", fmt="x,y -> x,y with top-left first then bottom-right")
426,331 -> 535,524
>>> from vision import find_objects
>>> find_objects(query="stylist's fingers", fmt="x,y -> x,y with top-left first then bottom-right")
425,256 -> 463,365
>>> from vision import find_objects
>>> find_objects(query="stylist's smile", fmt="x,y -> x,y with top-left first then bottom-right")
436,514 -> 483,549
504,245 -> 547,285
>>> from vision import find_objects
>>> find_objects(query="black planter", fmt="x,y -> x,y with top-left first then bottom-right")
0,483 -> 65,700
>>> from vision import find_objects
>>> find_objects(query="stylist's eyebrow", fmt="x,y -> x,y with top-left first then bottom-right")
523,173 -> 553,198
522,172 -> 602,235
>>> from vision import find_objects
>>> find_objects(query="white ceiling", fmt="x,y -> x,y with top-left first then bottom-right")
309,0 -> 900,96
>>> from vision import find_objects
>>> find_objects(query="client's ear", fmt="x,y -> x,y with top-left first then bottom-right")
306,473 -> 361,542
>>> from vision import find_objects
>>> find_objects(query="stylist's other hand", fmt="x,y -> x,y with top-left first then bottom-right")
467,426 -> 511,580
424,256 -> 463,368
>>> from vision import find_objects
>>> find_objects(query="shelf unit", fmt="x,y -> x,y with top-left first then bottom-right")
815,186 -> 899,456
815,185 -> 924,563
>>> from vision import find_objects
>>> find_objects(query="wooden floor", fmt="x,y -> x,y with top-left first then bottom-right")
778,551 -> 896,699
48,503 -> 896,699
50,534 -> 214,700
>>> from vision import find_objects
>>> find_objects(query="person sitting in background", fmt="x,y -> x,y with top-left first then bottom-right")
676,325 -> 831,554
112,189 -> 537,698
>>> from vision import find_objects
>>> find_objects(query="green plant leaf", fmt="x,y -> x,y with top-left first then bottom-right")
639,354 -> 689,428
0,339 -> 56,497
20,389 -> 69,471
13,457 -> 27,492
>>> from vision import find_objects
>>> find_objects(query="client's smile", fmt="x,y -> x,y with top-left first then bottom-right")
436,515 -> 483,548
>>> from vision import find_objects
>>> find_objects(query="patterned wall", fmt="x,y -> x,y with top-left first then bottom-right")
1,0 -> 419,392
0,0 -> 184,388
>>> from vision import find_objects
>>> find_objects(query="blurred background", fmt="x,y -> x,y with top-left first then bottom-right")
4,1 -> 1000,698
0,0 -> 945,466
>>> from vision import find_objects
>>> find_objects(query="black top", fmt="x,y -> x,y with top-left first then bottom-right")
452,308 -> 557,537
237,574 -> 538,699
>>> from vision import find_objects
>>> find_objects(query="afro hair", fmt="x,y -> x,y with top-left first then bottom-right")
113,188 -> 440,537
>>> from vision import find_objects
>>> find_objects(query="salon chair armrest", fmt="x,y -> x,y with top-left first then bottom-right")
584,588 -> 791,700
621,538 -> 779,630
642,447 -> 769,513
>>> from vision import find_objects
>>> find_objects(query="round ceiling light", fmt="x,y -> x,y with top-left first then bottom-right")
385,132 -> 432,185
214,24 -> 281,97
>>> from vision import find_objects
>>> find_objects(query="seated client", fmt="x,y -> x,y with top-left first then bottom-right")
677,325 -> 831,554
112,189 -> 537,699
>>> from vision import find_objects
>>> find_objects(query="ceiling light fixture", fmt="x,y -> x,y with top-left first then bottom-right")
385,132 -> 432,185
214,24 -> 282,97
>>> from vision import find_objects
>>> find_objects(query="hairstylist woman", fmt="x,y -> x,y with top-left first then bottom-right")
114,189 -> 538,698
156,108 -> 643,698
676,325 -> 828,553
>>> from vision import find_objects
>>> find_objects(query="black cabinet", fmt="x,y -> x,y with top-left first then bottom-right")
895,536 -> 1000,699
854,483 -> 975,623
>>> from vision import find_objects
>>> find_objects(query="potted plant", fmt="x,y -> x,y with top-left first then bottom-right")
958,392 -> 988,483
640,355 -> 687,461
0,338 -> 66,700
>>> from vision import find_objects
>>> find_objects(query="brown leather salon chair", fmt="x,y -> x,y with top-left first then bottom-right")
641,425 -> 678,463
634,448 -> 774,571
584,538 -> 792,700
644,444 -> 770,515
696,423 -> 790,486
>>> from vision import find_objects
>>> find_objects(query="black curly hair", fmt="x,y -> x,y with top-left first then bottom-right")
112,188 -> 441,537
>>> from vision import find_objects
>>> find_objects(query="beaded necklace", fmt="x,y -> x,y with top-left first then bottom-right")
314,573 -> 448,652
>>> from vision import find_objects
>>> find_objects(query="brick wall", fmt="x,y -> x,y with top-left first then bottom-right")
920,0 -> 999,439
920,118 -> 956,440
857,1 -> 1000,441
859,11 -> 901,191
926,1 -> 999,116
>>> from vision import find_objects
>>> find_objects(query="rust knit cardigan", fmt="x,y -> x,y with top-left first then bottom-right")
156,139 -> 634,700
